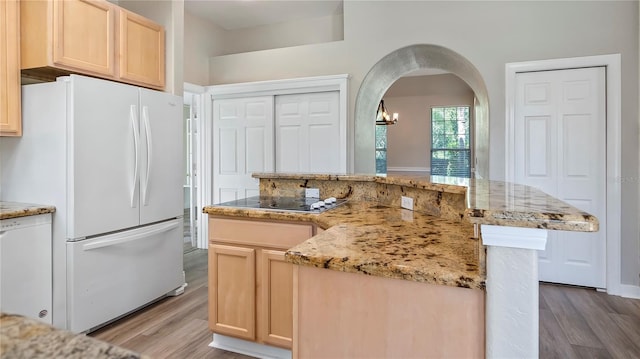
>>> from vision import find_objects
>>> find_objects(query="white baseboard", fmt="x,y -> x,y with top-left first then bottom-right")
614,284 -> 640,299
209,334 -> 291,359
386,166 -> 430,172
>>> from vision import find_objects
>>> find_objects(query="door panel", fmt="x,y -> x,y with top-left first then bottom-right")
69,75 -> 139,238
275,92 -> 341,173
53,0 -> 115,77
259,250 -> 293,349
209,244 -> 256,340
515,67 -> 606,288
213,97 -> 274,203
524,116 -> 550,177
139,88 -> 183,224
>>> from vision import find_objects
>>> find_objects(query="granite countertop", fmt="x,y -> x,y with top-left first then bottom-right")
205,173 -> 599,291
0,202 -> 56,220
204,201 -> 484,289
0,313 -> 145,359
464,179 -> 598,231
253,172 -> 599,231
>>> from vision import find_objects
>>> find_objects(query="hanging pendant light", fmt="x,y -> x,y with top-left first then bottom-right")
375,100 -> 398,125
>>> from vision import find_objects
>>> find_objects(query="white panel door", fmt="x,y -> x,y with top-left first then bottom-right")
514,67 -> 606,288
69,75 -> 140,239
139,89 -> 184,225
213,97 -> 274,203
275,92 -> 341,173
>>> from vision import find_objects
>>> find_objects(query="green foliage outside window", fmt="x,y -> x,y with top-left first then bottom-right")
431,106 -> 471,178
375,125 -> 387,174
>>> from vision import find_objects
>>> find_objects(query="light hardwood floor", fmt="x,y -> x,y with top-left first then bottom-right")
90,249 -> 253,359
540,283 -> 640,358
92,249 -> 640,359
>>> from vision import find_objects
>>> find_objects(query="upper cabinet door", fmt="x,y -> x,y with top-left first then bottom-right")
119,9 -> 165,89
52,0 -> 115,77
0,0 -> 21,136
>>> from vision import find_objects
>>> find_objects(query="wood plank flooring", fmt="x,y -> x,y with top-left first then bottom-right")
540,283 -> 640,359
90,249 -> 253,359
91,249 -> 640,359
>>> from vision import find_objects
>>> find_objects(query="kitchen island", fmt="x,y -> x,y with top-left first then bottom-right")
203,173 -> 598,359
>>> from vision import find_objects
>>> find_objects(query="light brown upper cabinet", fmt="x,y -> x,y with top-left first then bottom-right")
20,0 -> 165,90
1,0 -> 22,136
119,9 -> 165,89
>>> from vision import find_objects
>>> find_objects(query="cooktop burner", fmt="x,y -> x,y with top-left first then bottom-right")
214,196 -> 348,213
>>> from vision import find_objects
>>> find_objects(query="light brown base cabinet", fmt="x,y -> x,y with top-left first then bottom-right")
208,217 -> 315,350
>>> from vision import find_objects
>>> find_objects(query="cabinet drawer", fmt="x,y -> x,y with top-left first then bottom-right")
209,217 -> 312,249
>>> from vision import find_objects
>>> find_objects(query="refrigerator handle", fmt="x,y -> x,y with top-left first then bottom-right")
130,105 -> 140,208
82,220 -> 181,251
142,106 -> 152,206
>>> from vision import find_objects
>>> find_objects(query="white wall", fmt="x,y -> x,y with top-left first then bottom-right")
383,74 -> 474,170
205,1 -> 639,285
184,11 -> 227,85
221,14 -> 344,55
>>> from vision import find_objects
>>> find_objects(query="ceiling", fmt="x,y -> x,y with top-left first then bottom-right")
184,0 -> 344,30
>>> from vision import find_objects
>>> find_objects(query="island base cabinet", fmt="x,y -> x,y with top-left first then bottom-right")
293,265 -> 485,359
208,217 -> 314,351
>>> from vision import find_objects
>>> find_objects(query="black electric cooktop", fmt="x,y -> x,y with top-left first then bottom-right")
214,196 -> 348,213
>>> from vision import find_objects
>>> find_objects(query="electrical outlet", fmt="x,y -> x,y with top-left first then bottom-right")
401,196 -> 414,211
305,188 -> 320,198
401,209 -> 414,222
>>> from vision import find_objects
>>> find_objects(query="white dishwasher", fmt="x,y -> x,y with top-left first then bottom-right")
0,213 -> 52,324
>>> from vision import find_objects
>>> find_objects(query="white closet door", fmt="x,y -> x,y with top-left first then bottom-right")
213,97 -> 274,204
514,67 -> 606,288
275,92 -> 341,173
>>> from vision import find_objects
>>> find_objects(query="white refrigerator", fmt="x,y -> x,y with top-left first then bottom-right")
0,75 -> 185,332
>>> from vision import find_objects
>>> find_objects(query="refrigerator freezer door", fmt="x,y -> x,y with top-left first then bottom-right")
66,219 -> 183,333
139,88 -> 183,225
68,75 -> 141,239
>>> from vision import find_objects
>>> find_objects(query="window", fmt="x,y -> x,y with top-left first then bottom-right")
375,124 -> 387,174
430,106 -> 471,178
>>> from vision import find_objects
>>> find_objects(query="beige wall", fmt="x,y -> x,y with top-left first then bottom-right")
383,74 -> 474,170
221,14 -> 344,56
205,0 -> 639,286
183,11 -> 343,85
184,11 -> 227,85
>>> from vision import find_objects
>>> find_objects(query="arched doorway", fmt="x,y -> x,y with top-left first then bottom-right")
354,44 -> 490,178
